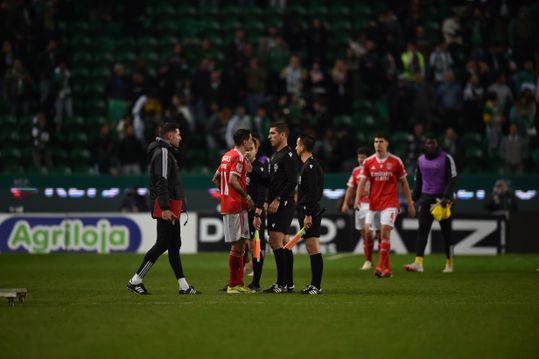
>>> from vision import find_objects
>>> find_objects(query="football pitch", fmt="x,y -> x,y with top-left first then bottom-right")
1,253 -> 538,358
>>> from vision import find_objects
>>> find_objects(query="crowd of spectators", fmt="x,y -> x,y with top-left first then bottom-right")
1,0 -> 538,175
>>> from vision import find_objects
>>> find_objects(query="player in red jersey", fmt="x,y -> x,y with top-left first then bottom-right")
212,129 -> 255,293
341,147 -> 377,270
355,133 -> 415,278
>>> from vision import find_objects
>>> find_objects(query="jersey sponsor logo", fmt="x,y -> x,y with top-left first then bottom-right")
373,171 -> 393,181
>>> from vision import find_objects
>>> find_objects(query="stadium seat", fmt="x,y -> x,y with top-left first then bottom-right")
2,148 -> 22,165
307,4 -> 329,18
0,115 -> 17,127
64,116 -> 85,131
391,131 -> 413,147
177,5 -> 197,18
329,4 -> 350,18
69,149 -> 91,166
461,132 -> 483,146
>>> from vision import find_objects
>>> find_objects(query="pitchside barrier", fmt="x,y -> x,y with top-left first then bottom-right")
0,213 -> 509,255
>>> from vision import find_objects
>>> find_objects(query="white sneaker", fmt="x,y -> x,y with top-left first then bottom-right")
403,262 -> 424,272
443,265 -> 453,273
360,260 -> 372,270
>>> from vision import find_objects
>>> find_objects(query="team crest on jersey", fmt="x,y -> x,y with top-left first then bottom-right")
298,175 -> 302,184
236,163 -> 243,172
274,163 -> 279,172
288,152 -> 293,157
246,177 -> 251,185
387,163 -> 393,170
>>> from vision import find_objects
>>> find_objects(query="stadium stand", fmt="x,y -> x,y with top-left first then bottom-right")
0,0 -> 538,175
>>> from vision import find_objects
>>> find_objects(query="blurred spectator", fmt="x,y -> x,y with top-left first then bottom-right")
116,124 -> 145,175
4,59 -> 32,117
165,94 -> 195,136
106,64 -> 130,101
414,26 -> 431,58
401,42 -> 425,80
282,10 -> 304,51
307,18 -> 328,66
412,73 -> 435,126
120,187 -> 148,213
52,61 -> 73,124
36,39 -> 63,106
330,58 -> 352,115
436,70 -> 462,129
31,112 -> 52,171
484,179 -> 518,217
244,56 -> 267,115
304,60 -> 328,102
487,73 -> 513,113
463,74 -> 485,131
509,89 -> 536,136
360,40 -> 382,100
281,54 -> 306,97
406,122 -> 425,173
206,105 -> 230,152
483,92 -> 505,155
226,105 -> 252,148
252,106 -> 270,141
510,6 -> 536,62
499,123 -> 528,175
92,123 -> 117,175
387,74 -> 413,130
440,126 -> 463,168
429,43 -> 453,83
513,60 -> 536,97
442,11 -> 462,46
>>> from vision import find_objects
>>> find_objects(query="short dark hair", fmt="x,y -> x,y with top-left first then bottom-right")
425,133 -> 437,141
270,121 -> 289,137
160,122 -> 179,137
233,129 -> 252,146
374,132 -> 389,141
357,147 -> 370,156
299,134 -> 316,152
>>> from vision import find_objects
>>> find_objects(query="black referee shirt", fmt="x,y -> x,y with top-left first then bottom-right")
268,145 -> 298,202
298,155 -> 324,215
247,155 -> 268,210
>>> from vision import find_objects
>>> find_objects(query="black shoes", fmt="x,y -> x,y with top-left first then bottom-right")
127,281 -> 149,295
179,286 -> 200,295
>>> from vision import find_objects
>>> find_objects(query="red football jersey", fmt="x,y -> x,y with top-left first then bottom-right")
347,166 -> 369,203
216,148 -> 247,213
360,154 -> 406,210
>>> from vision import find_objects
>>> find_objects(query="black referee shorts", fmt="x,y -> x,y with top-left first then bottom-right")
267,198 -> 295,235
298,204 -> 322,238
248,210 -> 267,251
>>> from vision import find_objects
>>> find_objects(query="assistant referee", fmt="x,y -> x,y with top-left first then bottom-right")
295,134 -> 324,294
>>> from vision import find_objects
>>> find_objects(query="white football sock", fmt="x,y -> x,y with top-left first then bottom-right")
130,273 -> 142,285
178,277 -> 189,290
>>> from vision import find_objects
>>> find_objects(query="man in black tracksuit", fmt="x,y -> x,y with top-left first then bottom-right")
127,122 -> 199,295
264,122 -> 298,293
246,135 -> 269,291
295,134 -> 324,294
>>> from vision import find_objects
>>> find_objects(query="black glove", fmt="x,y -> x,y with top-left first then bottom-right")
440,198 -> 450,207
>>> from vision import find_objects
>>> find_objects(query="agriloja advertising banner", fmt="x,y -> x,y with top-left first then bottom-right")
0,213 -> 198,254
0,213 -> 504,255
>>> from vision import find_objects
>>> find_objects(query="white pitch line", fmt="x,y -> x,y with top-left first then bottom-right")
326,253 -> 358,261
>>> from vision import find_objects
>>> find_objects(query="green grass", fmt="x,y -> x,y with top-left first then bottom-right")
1,253 -> 539,358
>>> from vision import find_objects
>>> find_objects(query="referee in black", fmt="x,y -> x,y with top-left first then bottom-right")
246,135 -> 268,291
264,122 -> 298,293
295,134 -> 324,294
